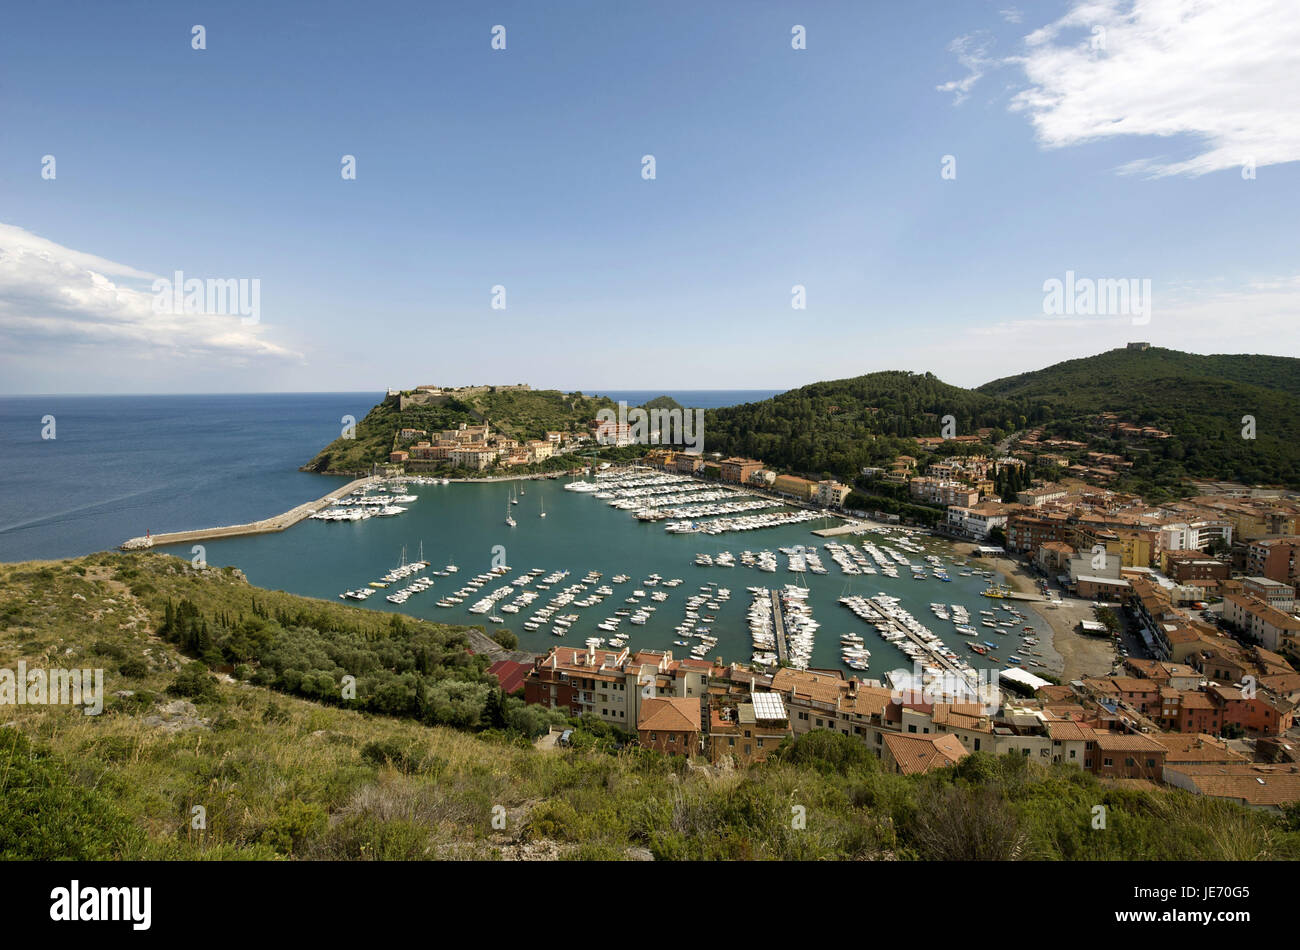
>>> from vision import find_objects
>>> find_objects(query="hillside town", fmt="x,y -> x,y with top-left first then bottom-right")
509,626 -> 1297,811
489,437 -> 1300,812
388,422 -> 582,470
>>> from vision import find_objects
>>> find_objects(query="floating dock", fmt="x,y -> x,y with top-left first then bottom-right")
769,589 -> 790,663
120,475 -> 377,550
862,596 -> 977,686
811,520 -> 884,538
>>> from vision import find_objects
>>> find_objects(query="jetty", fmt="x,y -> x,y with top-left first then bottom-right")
811,520 -> 889,538
862,595 -> 977,686
119,475 -> 377,550
769,589 -> 789,664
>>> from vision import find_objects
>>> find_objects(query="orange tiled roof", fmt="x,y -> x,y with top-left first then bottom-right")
638,697 -> 701,733
882,732 -> 969,775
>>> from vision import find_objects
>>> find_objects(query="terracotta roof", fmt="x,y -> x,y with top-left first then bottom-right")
638,697 -> 701,733
1045,720 -> 1097,742
1035,684 -> 1075,703
1092,732 -> 1167,752
771,668 -> 845,705
882,732 -> 969,775
1110,677 -> 1160,694
1167,764 -> 1300,807
1179,691 -> 1217,710
487,660 -> 531,695
1150,733 -> 1246,764
931,704 -> 991,731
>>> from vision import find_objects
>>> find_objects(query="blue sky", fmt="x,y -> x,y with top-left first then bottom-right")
1,0 -> 1298,393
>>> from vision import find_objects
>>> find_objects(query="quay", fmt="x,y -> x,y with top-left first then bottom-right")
864,595 -> 976,686
769,589 -> 789,664
119,475 -> 377,550
811,520 -> 876,538
811,517 -> 926,538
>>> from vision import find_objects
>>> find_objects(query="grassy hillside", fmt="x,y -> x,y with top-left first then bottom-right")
3,554 -> 1298,860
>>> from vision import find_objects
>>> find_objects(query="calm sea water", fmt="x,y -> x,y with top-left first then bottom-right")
0,393 -> 382,561
0,391 -> 775,562
1,390 -> 1052,678
156,478 -> 1050,678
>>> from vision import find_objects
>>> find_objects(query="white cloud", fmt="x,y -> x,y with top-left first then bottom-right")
963,275 -> 1300,362
1008,0 -> 1300,176
937,33 -> 995,105
1000,8 -> 1023,24
0,222 -> 299,364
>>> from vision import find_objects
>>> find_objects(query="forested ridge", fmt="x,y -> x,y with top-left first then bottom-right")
702,348 -> 1300,489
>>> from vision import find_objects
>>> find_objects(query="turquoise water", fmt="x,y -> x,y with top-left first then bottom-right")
160,477 -> 1050,680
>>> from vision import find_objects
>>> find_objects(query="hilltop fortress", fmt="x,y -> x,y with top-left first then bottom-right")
388,383 -> 532,410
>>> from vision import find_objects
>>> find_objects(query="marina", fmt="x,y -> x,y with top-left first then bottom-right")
157,468 -> 1060,679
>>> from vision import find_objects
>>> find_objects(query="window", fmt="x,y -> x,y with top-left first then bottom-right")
1125,757 -> 1135,767
974,738 -> 980,751
907,724 -> 917,734
1103,757 -> 1113,767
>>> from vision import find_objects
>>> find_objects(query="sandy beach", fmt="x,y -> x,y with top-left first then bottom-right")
950,541 -> 1116,681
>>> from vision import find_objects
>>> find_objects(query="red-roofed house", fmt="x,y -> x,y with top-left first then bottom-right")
487,659 -> 531,696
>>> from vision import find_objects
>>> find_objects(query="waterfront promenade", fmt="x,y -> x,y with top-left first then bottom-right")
119,475 -> 377,550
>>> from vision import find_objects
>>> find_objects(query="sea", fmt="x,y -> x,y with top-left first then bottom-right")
0,390 -> 1054,679
0,390 -> 779,561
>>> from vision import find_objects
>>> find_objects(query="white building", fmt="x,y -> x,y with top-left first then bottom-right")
1157,520 -> 1234,553
946,503 -> 1013,540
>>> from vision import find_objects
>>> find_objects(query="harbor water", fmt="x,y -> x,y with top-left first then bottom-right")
160,476 -> 1054,680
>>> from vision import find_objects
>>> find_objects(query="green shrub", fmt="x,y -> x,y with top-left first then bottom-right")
0,729 -> 142,859
166,662 -> 221,703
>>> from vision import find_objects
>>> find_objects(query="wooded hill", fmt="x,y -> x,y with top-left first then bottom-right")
703,348 -> 1300,491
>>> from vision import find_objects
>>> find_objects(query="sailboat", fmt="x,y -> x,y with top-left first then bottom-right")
510,486 -> 519,505
505,498 -> 516,527
539,496 -> 546,519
